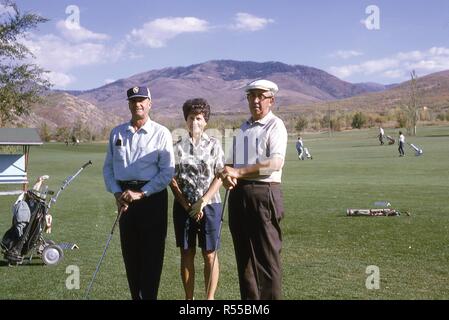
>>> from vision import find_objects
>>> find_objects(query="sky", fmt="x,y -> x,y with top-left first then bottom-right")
4,0 -> 449,90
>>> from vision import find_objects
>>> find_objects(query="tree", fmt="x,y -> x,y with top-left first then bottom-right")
39,122 -> 51,141
294,115 -> 308,133
351,111 -> 367,129
402,70 -> 420,135
0,0 -> 51,126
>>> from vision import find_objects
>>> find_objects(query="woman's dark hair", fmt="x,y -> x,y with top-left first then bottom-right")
182,98 -> 210,122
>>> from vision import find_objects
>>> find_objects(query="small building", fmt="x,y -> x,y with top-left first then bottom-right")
0,128 -> 43,196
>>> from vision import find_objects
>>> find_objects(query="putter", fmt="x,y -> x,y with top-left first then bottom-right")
206,189 -> 229,299
84,206 -> 124,300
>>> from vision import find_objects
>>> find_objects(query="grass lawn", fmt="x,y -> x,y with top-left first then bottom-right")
0,125 -> 448,300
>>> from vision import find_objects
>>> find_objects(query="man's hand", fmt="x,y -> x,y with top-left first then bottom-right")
219,166 -> 239,190
115,190 -> 144,213
120,189 -> 145,204
114,192 -> 128,213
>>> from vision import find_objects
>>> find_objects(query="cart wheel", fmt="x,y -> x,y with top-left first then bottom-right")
42,245 -> 64,265
37,240 -> 55,255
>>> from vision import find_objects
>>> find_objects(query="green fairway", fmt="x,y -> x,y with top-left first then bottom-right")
1,126 -> 448,300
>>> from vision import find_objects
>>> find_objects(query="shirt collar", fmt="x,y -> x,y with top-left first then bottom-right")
188,132 -> 210,146
126,119 -> 152,133
246,111 -> 274,126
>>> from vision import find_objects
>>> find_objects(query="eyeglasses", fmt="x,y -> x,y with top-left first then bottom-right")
246,92 -> 273,101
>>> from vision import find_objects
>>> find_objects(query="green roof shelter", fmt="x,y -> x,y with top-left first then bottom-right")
0,128 -> 43,196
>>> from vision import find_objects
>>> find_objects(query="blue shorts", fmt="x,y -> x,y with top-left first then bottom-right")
173,201 -> 222,251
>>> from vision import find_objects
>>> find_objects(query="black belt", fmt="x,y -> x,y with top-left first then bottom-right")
238,180 -> 280,186
119,180 -> 149,191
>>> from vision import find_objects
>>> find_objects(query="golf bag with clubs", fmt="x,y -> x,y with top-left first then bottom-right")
299,147 -> 313,160
386,135 -> 396,145
408,142 -> 423,156
1,161 -> 92,265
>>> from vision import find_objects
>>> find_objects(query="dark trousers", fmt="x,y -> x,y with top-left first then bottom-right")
399,142 -> 405,156
119,189 -> 168,300
228,181 -> 284,300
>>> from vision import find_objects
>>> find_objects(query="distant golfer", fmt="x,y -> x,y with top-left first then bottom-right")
296,136 -> 304,160
378,127 -> 385,145
169,98 -> 224,300
296,136 -> 312,160
220,79 -> 287,300
103,86 -> 175,300
398,131 -> 405,157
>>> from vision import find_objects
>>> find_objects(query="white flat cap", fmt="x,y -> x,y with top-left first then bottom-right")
245,79 -> 279,95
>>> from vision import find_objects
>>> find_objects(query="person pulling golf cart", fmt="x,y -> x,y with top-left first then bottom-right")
296,136 -> 313,160
1,161 -> 92,265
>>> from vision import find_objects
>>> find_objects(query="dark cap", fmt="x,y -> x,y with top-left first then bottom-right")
127,86 -> 151,100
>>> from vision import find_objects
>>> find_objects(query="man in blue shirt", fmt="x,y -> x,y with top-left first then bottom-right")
103,86 -> 175,299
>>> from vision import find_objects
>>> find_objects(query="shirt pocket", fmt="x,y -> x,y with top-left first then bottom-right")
113,146 -> 126,163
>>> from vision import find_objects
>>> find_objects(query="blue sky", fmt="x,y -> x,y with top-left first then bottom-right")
5,0 -> 449,90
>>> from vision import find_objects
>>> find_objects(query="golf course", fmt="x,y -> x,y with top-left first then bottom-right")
1,125 -> 448,300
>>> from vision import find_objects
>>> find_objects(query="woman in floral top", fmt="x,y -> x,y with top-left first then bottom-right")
169,98 -> 224,300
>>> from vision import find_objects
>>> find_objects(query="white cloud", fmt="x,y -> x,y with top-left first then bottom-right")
230,13 -> 274,31
104,78 -> 116,84
44,71 -> 75,88
18,31 -> 128,89
329,47 -> 449,80
330,50 -> 363,59
56,20 -> 109,43
129,17 -> 210,48
21,34 -> 108,71
0,4 -> 15,16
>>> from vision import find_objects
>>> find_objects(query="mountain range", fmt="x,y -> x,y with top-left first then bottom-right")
66,60 -> 388,119
18,60 -> 449,133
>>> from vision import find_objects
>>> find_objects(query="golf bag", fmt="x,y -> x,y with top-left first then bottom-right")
386,135 -> 395,145
299,147 -> 313,160
408,143 -> 423,156
346,208 -> 400,216
1,190 -> 53,264
1,161 -> 92,265
304,147 -> 313,160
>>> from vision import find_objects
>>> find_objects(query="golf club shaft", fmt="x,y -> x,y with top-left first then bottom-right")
84,207 -> 123,300
206,189 -> 229,298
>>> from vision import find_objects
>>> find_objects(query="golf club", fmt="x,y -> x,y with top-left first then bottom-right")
205,136 -> 235,298
206,189 -> 229,299
84,205 -> 124,300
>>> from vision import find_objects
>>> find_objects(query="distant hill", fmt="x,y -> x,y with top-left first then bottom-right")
284,70 -> 449,114
14,92 -> 122,136
14,60 -> 449,134
69,60 -> 387,120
